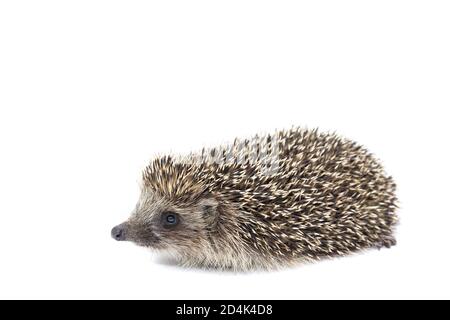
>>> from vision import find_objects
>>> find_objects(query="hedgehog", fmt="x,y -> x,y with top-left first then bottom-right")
111,127 -> 398,271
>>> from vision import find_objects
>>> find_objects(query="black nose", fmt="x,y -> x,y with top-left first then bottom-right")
111,225 -> 126,241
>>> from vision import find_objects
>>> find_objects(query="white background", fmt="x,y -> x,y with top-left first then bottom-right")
0,1 -> 449,300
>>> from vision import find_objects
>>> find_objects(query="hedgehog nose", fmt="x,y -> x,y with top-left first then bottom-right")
111,224 -> 126,241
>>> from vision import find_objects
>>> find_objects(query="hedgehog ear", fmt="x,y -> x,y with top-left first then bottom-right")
199,198 -> 219,214
198,198 -> 219,225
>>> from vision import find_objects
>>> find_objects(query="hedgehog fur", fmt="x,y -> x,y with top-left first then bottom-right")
111,128 -> 398,271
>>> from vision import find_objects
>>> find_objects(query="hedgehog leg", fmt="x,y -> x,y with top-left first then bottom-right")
376,236 -> 397,249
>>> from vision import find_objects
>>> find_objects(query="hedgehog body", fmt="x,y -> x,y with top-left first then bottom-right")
111,128 -> 398,271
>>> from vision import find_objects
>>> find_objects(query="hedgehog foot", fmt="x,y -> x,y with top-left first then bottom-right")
376,237 -> 397,250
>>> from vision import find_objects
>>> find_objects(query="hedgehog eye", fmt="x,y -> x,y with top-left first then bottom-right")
161,211 -> 179,228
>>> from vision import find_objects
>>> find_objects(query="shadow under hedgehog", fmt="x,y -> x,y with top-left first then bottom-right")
111,127 -> 398,271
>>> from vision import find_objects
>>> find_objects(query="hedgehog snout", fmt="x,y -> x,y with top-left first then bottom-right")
111,223 -> 127,241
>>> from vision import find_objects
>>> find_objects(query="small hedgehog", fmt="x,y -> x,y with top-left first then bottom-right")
111,128 -> 398,271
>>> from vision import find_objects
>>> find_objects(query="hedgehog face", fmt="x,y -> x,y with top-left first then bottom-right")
111,189 -> 219,252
